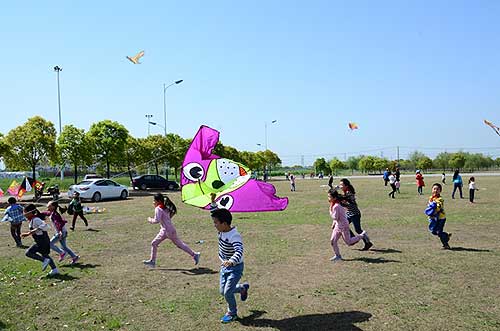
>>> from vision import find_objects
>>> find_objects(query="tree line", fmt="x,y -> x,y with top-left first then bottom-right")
0,116 -> 281,183
313,150 -> 500,175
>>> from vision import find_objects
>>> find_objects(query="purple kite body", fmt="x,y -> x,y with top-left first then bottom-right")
181,125 -> 288,212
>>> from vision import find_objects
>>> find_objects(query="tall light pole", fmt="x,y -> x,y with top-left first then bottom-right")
265,119 -> 277,150
145,114 -> 153,136
163,79 -> 183,136
54,66 -> 64,180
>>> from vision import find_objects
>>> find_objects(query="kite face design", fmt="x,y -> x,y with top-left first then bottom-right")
181,126 -> 288,212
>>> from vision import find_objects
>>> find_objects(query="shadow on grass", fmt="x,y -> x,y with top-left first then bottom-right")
239,310 -> 372,331
155,267 -> 218,275
450,247 -> 490,252
86,228 -> 100,232
61,263 -> 100,270
0,320 -> 7,330
46,273 -> 79,281
368,248 -> 402,254
344,257 -> 400,264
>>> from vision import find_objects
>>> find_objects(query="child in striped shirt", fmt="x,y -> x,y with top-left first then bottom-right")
211,206 -> 249,323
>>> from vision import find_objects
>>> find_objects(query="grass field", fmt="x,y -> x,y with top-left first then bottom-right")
0,176 -> 499,330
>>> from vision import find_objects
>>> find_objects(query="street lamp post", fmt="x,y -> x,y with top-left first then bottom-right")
163,80 -> 183,136
264,120 -> 277,150
54,66 -> 64,180
145,114 -> 153,136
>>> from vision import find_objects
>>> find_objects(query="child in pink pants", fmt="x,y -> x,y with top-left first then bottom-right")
143,193 -> 200,268
328,189 -> 366,262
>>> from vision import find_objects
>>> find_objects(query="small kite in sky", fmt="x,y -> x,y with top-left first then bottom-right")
126,50 -> 145,64
180,125 -> 288,212
484,119 -> 500,137
348,122 -> 359,130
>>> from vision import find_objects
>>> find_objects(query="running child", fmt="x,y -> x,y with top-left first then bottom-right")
328,189 -> 366,262
2,197 -> 26,247
468,177 -> 479,203
211,207 -> 249,323
42,201 -> 80,264
143,193 -> 200,268
21,204 -> 59,275
425,183 -> 451,249
68,192 -> 89,230
416,170 -> 425,195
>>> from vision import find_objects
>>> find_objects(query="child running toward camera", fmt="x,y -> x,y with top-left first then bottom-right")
425,183 -> 452,249
143,193 -> 200,268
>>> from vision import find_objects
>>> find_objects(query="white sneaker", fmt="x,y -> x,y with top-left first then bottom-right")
143,259 -> 156,268
193,252 -> 201,265
42,258 -> 51,271
360,231 -> 369,241
48,268 -> 59,276
330,255 -> 342,262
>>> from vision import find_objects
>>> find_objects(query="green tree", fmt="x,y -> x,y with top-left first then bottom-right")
433,152 -> 451,171
346,156 -> 361,175
313,158 -> 329,175
4,116 -> 57,180
416,156 -> 433,171
0,133 -> 9,159
58,125 -> 92,184
166,134 -> 189,180
373,157 -> 390,172
329,158 -> 345,176
358,156 -> 376,173
408,151 -> 427,170
87,120 -> 129,178
449,152 -> 466,170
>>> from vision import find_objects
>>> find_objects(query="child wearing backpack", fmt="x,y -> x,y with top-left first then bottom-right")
68,192 -> 88,231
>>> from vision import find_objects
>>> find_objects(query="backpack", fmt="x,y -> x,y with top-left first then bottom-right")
67,203 -> 74,215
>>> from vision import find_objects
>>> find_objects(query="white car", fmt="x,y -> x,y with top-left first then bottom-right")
67,179 -> 129,202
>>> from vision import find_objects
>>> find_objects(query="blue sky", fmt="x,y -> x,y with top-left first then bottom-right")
1,1 -> 500,166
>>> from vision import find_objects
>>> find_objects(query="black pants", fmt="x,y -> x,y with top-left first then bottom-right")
25,235 -> 56,270
348,214 -> 369,244
10,223 -> 22,246
452,183 -> 463,199
72,211 -> 88,229
469,188 -> 475,203
389,183 -> 397,198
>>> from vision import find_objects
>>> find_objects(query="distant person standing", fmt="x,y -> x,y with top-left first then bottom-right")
452,170 -> 463,199
289,174 -> 296,192
395,167 -> 401,183
383,168 -> 390,186
441,173 -> 446,185
415,170 -> 425,195
468,177 -> 479,203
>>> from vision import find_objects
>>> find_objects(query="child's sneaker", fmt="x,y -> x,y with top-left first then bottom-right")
71,255 -> 80,264
143,259 -> 156,268
240,282 -> 250,301
361,242 -> 373,251
330,255 -> 342,262
48,268 -> 59,276
58,252 -> 67,262
220,313 -> 238,323
42,258 -> 51,271
193,252 -> 201,265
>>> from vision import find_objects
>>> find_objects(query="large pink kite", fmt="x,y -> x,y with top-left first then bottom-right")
181,125 -> 288,212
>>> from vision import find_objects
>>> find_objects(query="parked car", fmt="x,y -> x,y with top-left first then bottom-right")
131,175 -> 179,191
68,179 -> 129,202
83,174 -> 103,180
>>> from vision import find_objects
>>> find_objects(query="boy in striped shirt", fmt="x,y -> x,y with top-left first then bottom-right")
211,206 -> 250,323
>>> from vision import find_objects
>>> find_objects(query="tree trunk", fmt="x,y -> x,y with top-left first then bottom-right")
106,159 -> 110,178
32,164 -> 36,182
155,162 -> 159,176
128,164 -> 134,184
74,164 -> 78,184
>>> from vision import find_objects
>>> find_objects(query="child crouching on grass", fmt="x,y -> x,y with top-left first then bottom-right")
211,207 -> 249,323
425,183 -> 451,249
328,189 -> 367,262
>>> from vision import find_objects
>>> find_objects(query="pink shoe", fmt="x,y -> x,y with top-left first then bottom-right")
58,252 -> 67,262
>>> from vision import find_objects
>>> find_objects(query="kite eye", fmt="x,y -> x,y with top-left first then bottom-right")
183,163 -> 204,181
217,194 -> 234,210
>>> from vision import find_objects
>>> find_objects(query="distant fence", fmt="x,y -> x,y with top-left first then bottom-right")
0,171 -> 39,179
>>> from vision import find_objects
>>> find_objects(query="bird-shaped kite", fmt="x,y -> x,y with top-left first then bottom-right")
126,50 -> 145,64
484,119 -> 500,137
348,122 -> 359,130
181,125 -> 288,212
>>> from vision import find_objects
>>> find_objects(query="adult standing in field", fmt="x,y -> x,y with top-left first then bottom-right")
452,169 -> 464,199
338,178 -> 373,251
415,170 -> 425,195
388,172 -> 397,199
395,167 -> 401,193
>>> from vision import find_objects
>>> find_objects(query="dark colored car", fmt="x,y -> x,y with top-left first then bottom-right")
131,175 -> 180,191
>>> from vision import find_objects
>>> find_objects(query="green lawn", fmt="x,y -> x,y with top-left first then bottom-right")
0,176 -> 499,330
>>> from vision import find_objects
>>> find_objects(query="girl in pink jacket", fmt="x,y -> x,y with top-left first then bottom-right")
328,189 -> 366,262
143,193 -> 200,268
